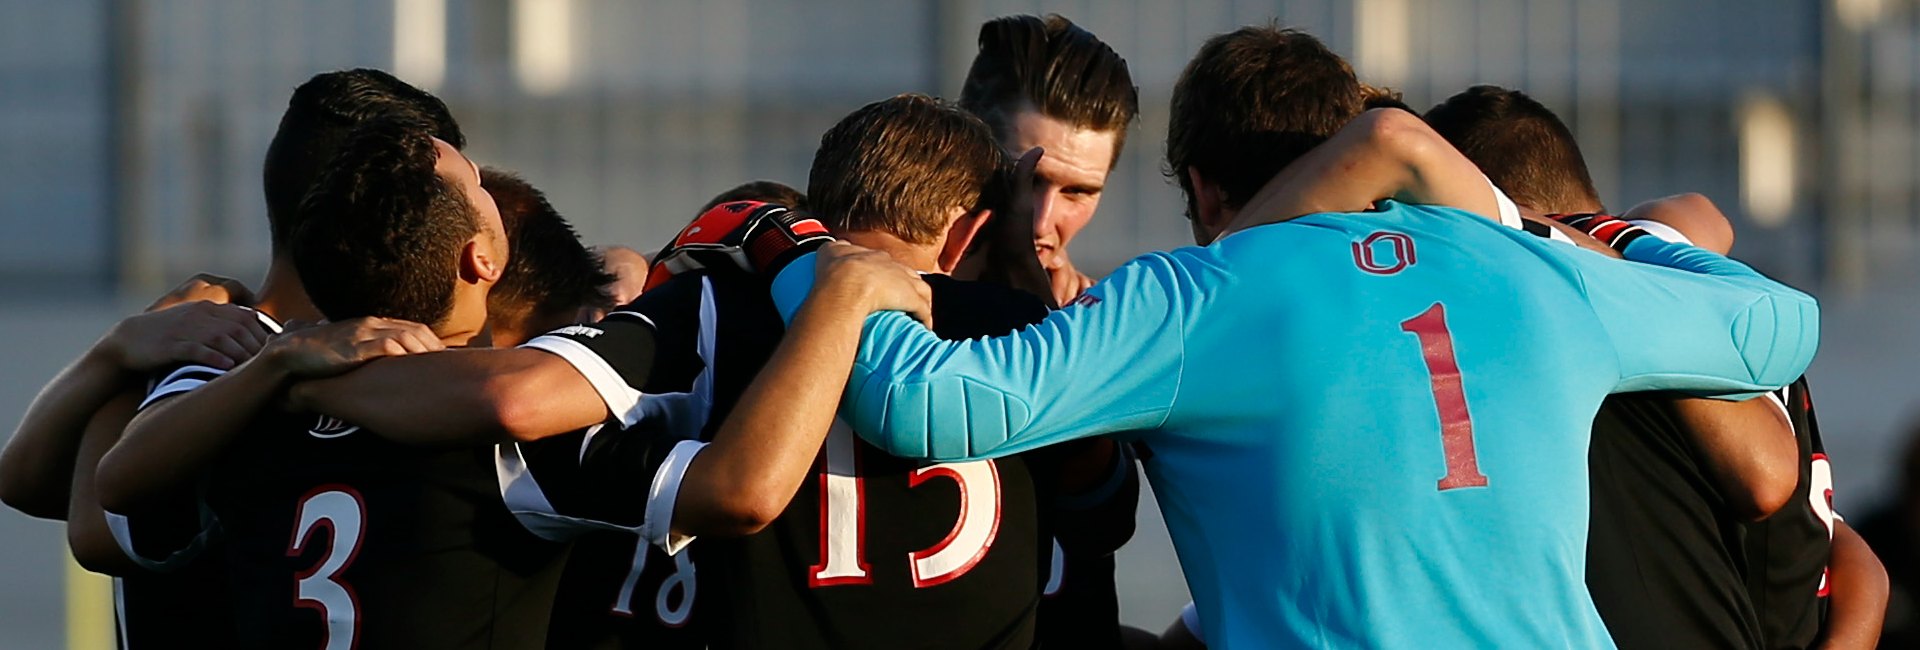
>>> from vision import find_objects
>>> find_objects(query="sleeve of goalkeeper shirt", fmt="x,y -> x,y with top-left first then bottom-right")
1564,236 -> 1819,396
767,251 -> 1188,462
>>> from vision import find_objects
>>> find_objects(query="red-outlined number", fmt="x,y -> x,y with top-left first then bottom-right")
289,486 -> 366,650
1810,452 -> 1835,596
811,421 -> 1002,588
610,537 -> 698,626
1401,303 -> 1490,491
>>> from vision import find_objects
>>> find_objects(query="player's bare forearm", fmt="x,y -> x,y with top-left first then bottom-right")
290,348 -> 609,445
671,284 -> 873,538
1667,396 -> 1799,520
0,344 -> 133,519
1227,108 -> 1496,235
1621,193 -> 1734,255
1820,520 -> 1888,649
97,355 -> 293,513
66,391 -> 143,575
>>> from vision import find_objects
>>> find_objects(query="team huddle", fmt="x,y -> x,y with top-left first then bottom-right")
0,14 -> 1881,650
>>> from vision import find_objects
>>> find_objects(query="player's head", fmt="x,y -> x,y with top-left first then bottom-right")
1423,85 -> 1603,215
809,94 -> 1008,274
481,167 -> 616,347
1167,25 -> 1364,244
958,14 -> 1137,271
263,69 -> 464,257
698,180 -> 808,214
291,117 -> 506,338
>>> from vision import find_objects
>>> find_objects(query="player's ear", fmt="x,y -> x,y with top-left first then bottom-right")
1188,167 -> 1229,234
460,235 -> 505,285
937,207 -> 993,275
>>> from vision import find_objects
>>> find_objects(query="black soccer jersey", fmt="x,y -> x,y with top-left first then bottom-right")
1741,377 -> 1833,649
204,409 -> 567,649
517,429 -> 707,650
526,270 -> 1057,649
1585,393 -> 1765,650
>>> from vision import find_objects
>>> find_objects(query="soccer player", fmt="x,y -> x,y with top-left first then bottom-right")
957,14 -> 1149,648
0,68 -> 465,650
541,180 -> 805,650
288,94 -> 1130,649
1424,84 -> 1885,649
479,166 -> 618,347
958,13 -> 1138,306
750,27 -> 1819,648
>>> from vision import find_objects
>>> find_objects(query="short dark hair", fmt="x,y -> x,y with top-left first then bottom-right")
698,180 -> 807,215
958,14 -> 1139,158
263,69 -> 464,254
1167,26 -> 1363,213
482,167 -> 617,324
291,117 -> 478,327
1423,85 -> 1602,214
809,94 -> 1007,244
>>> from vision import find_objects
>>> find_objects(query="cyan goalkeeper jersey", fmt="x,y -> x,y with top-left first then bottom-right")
768,201 -> 1818,649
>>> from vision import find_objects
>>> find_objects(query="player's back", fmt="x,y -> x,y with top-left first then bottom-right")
666,272 -> 1048,650
1146,204 -> 1628,648
208,410 -> 566,649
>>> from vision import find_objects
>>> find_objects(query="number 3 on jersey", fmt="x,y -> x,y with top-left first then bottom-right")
289,486 -> 367,650
811,421 -> 1001,588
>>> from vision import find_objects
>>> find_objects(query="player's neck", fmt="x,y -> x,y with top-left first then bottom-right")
253,260 -> 324,324
839,230 -> 941,274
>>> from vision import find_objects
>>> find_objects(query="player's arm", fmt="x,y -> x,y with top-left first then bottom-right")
1821,518 -> 1889,649
766,246 -> 1188,462
1222,108 -> 1509,236
1035,440 -> 1140,554
65,391 -> 143,574
667,244 -> 933,540
1565,233 -> 1818,396
97,318 -> 441,512
1666,394 -> 1799,520
292,275 -> 705,446
0,299 -> 266,519
1621,193 -> 1734,255
290,347 -> 610,445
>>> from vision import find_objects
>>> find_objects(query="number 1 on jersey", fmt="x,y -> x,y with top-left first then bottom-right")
1401,303 -> 1489,491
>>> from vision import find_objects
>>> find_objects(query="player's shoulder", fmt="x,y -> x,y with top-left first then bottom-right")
923,274 -> 1050,339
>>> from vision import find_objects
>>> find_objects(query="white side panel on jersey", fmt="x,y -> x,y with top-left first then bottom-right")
496,441 -> 585,543
1043,538 -> 1065,596
1628,219 -> 1695,246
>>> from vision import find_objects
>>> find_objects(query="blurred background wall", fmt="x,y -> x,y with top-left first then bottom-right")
4,0 -> 1920,647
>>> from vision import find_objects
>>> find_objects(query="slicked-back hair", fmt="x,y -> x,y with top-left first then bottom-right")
698,180 -> 808,214
809,94 -> 1008,245
1423,85 -> 1603,214
264,68 -> 464,254
482,167 -> 617,322
959,14 -> 1138,160
291,117 -> 478,327
1167,25 -> 1363,214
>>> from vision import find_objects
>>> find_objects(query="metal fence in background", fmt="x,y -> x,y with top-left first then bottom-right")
0,0 -> 1915,295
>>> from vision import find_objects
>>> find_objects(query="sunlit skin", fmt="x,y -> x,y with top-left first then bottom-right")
1001,110 -> 1119,304
430,137 -> 509,345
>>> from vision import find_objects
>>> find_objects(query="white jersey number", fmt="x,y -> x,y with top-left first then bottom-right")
289,487 -> 366,650
610,536 -> 698,626
810,421 -> 1002,588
